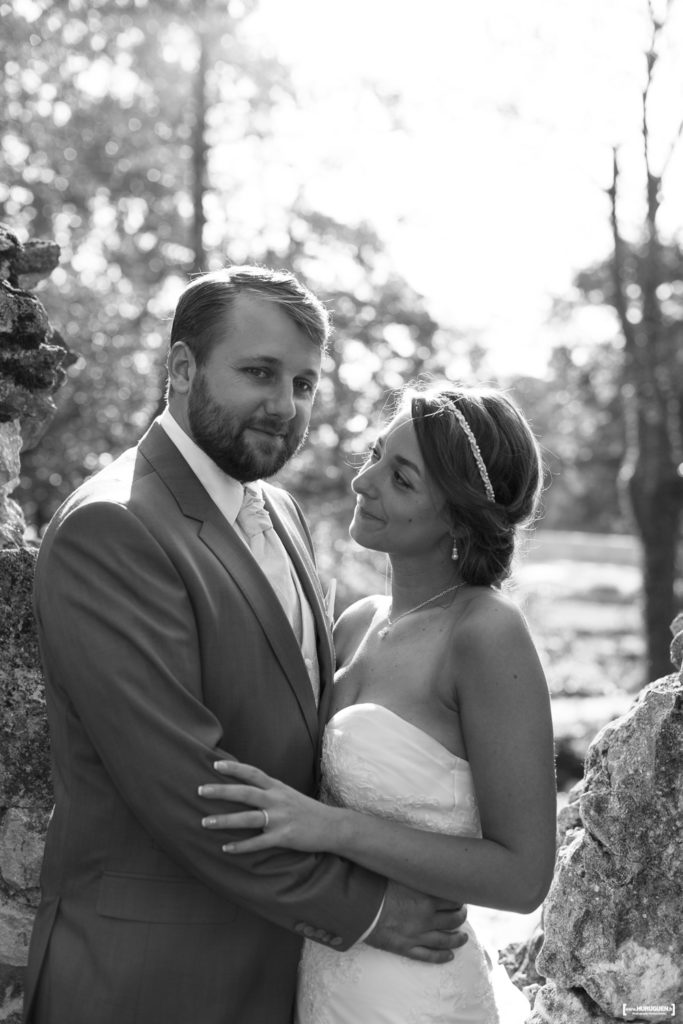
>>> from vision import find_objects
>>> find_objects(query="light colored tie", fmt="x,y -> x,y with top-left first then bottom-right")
236,485 -> 304,645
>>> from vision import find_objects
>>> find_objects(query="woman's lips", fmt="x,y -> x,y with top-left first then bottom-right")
356,504 -> 383,522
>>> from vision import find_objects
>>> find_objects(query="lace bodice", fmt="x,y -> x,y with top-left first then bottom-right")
295,703 -> 530,1024
320,703 -> 481,837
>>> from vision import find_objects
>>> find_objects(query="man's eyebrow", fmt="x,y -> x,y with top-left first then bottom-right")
236,354 -> 320,378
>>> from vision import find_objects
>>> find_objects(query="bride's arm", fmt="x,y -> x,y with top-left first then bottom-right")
200,599 -> 556,914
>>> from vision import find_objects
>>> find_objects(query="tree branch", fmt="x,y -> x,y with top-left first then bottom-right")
660,115 -> 683,179
642,4 -> 660,231
607,148 -> 637,361
191,5 -> 210,274
644,0 -> 682,182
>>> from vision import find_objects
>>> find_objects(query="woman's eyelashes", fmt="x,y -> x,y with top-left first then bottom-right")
366,443 -> 412,489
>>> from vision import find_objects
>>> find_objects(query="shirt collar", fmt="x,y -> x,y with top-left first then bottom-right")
158,407 -> 255,526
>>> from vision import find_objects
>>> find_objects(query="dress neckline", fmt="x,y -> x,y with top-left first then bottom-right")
327,702 -> 470,766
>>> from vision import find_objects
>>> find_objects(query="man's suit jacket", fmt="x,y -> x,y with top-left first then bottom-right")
24,422 -> 384,1024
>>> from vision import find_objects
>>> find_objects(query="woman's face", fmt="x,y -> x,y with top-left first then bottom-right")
349,412 -> 452,559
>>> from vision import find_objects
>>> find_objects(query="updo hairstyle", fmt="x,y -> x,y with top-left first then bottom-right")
404,383 -> 544,587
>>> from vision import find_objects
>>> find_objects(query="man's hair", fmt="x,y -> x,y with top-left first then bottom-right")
169,265 -> 331,370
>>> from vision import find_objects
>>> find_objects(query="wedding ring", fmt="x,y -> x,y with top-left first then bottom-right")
261,809 -> 269,831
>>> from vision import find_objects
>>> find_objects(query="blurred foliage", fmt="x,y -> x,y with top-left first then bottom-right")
4,0 -> 656,552
544,239 -> 683,539
511,345 -> 627,534
3,0 -> 496,532
3,0 -> 292,527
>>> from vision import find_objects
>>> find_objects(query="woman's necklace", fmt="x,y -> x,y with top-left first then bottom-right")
378,582 -> 465,639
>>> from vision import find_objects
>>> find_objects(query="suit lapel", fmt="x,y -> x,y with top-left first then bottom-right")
197,519 -> 319,747
139,424 -> 319,748
263,493 -> 335,699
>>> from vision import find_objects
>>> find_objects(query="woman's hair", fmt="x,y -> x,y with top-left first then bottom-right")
169,264 -> 331,368
401,382 -> 544,587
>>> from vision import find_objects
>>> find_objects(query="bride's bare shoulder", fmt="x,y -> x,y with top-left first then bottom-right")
333,595 -> 385,663
456,586 -> 530,633
451,586 -> 532,649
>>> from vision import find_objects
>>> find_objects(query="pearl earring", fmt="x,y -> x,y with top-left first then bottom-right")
451,538 -> 459,562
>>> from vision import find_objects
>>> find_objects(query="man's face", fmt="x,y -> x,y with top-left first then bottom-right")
186,294 -> 321,482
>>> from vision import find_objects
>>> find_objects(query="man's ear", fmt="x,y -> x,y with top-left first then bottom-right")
167,341 -> 196,396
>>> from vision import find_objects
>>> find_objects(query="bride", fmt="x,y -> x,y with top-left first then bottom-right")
200,383 -> 557,1023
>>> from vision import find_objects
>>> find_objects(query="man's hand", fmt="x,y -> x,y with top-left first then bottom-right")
365,880 -> 468,964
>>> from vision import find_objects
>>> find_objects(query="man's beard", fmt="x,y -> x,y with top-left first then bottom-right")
187,372 -> 307,482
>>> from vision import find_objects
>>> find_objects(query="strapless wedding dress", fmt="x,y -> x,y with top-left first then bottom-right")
295,703 -> 531,1024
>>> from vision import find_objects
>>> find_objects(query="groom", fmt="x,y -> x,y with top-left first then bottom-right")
24,266 -> 467,1024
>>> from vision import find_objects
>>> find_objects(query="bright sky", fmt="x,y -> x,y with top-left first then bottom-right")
246,0 -> 683,376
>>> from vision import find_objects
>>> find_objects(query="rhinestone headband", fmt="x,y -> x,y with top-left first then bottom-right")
451,407 -> 496,502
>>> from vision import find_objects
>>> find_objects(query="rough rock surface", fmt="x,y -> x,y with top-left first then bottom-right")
0,224 -> 65,1021
0,547 -> 51,812
0,425 -> 24,549
0,223 -> 73,546
527,662 -> 683,1022
0,545 -> 50,1023
499,616 -> 683,1023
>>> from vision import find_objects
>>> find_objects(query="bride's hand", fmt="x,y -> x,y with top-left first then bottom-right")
198,761 -> 337,854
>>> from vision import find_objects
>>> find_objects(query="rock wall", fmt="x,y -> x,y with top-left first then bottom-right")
0,547 -> 51,1022
0,223 -> 73,548
0,225 -> 70,1022
522,613 -> 683,1024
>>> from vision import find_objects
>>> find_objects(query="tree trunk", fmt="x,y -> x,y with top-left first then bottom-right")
610,136 -> 682,682
191,21 -> 209,274
622,422 -> 680,680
